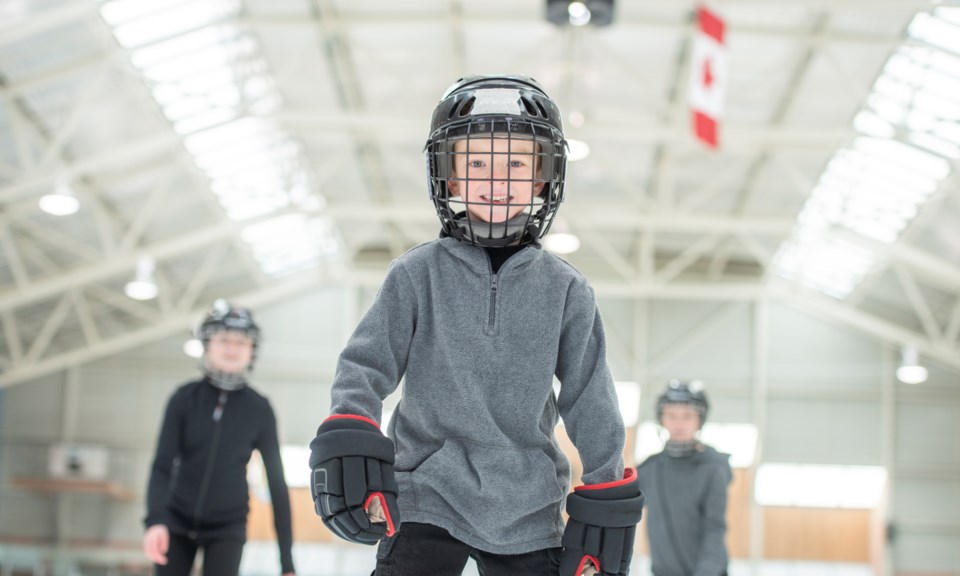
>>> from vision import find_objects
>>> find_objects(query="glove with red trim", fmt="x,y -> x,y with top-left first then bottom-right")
308,415 -> 400,545
560,468 -> 645,576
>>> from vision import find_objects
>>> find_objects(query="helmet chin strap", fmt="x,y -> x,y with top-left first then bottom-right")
664,439 -> 701,458
201,357 -> 248,391
450,212 -> 539,247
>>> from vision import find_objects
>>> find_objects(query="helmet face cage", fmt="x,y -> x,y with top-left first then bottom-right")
196,299 -> 260,367
425,76 -> 567,247
656,379 -> 709,427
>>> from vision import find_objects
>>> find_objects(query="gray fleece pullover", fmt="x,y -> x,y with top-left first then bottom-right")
635,445 -> 732,576
329,237 -> 626,554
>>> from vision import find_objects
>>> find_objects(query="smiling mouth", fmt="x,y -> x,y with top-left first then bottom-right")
479,194 -> 512,204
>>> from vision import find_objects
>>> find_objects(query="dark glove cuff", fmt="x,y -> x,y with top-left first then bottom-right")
566,468 -> 644,528
575,467 -> 640,500
309,414 -> 395,468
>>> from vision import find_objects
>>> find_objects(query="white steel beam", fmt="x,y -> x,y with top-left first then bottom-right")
893,264 -> 942,342
277,110 -> 855,149
749,299 -> 770,568
70,291 -> 100,346
13,217 -> 101,262
176,242 -> 232,312
945,295 -> 960,346
776,282 -> 960,372
0,224 -> 29,289
320,203 -> 796,234
1,310 -> 22,364
579,231 -> 637,282
239,10 -> 915,45
85,284 -> 161,324
0,3 -> 100,46
648,302 -> 748,376
655,234 -> 723,284
0,134 -> 180,204
24,295 -> 71,365
0,271 -> 325,388
119,173 -> 176,252
0,218 -> 243,313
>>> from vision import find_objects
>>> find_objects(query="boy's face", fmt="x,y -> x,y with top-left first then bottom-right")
660,404 -> 702,442
205,330 -> 254,374
447,136 -> 544,223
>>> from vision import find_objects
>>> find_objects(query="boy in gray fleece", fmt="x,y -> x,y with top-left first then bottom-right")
308,75 -> 644,576
635,380 -> 732,576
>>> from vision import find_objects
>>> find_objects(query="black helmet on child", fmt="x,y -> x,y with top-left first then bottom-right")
656,379 -> 709,426
195,299 -> 260,390
424,75 -> 568,248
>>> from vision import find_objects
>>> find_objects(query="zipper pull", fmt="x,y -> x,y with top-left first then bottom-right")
213,391 -> 228,422
490,274 -> 498,293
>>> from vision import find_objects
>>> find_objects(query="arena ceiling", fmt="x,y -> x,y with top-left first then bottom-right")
1,0 -> 959,386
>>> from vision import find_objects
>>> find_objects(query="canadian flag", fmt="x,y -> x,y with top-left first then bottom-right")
689,6 -> 727,148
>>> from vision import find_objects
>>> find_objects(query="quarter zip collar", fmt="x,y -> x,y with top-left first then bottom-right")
437,236 -> 542,276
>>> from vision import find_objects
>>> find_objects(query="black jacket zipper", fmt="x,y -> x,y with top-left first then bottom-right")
190,390 -> 228,538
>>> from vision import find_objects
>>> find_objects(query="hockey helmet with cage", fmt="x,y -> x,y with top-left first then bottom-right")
656,379 -> 710,427
424,75 -> 568,247
196,299 -> 260,389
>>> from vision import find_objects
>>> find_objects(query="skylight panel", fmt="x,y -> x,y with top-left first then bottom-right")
854,137 -> 949,179
99,0 -> 191,26
935,121 -> 960,144
171,107 -> 237,135
139,42 -> 253,83
909,132 -> 960,159
195,140 -> 297,175
914,68 -> 960,100
182,116 -> 267,152
101,1 -> 340,278
866,93 -> 905,124
112,1 -> 238,49
929,50 -> 960,78
910,12 -> 960,54
776,133 -> 951,291
250,215 -> 339,271
161,88 -> 240,122
129,27 -> 239,69
852,111 -> 894,138
937,7 -> 960,26
776,236 -> 875,299
872,75 -> 914,103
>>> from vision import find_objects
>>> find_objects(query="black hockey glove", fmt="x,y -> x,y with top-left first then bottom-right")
308,415 -> 400,545
560,468 -> 645,576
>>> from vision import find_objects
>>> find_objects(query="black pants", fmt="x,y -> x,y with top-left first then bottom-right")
154,532 -> 245,576
374,522 -> 560,576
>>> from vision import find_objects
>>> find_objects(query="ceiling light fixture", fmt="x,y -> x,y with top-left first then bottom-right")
545,0 -> 614,27
896,345 -> 928,384
567,1 -> 592,26
183,338 -> 204,358
124,256 -> 159,301
566,138 -> 591,162
543,218 -> 581,254
39,177 -> 80,216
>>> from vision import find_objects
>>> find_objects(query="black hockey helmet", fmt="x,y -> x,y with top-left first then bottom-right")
656,379 -> 709,426
195,299 -> 260,390
424,75 -> 568,247
196,299 -> 260,352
